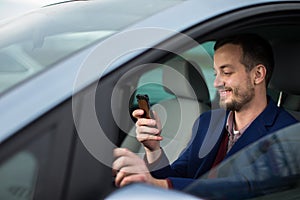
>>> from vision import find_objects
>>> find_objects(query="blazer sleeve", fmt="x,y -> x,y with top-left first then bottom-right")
148,139 -> 193,178
148,143 -> 199,190
149,114 -> 212,189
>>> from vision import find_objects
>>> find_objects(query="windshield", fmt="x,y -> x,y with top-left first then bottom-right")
0,0 -> 183,94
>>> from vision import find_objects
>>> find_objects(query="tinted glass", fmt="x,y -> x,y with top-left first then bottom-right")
0,151 -> 37,199
0,128 -> 54,200
185,123 -> 300,199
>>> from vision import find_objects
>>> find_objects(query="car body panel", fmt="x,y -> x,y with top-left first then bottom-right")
107,183 -> 201,199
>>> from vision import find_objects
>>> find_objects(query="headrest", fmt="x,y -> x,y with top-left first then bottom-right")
269,41 -> 300,95
162,59 -> 210,104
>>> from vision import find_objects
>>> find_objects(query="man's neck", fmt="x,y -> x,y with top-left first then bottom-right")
234,96 -> 268,130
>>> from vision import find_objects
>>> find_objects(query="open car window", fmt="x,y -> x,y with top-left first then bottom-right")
119,41 -> 215,162
185,122 -> 300,199
133,41 -> 216,106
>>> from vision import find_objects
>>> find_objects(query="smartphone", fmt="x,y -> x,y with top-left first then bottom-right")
136,94 -> 152,119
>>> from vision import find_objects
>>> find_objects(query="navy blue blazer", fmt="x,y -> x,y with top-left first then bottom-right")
150,98 -> 298,190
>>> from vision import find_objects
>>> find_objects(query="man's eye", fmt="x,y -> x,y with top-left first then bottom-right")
223,72 -> 232,75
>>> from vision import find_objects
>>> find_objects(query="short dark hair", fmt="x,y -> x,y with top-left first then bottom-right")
214,34 -> 274,87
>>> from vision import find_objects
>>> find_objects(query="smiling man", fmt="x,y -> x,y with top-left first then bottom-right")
113,34 -> 298,190
213,36 -> 274,153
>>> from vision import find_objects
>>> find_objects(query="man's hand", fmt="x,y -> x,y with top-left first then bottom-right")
113,148 -> 168,188
132,109 -> 162,152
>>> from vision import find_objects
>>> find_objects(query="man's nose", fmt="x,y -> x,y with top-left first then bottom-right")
213,74 -> 223,89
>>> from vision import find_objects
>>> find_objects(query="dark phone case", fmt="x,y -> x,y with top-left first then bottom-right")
136,94 -> 152,119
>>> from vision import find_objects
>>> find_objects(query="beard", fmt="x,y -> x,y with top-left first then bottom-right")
219,78 -> 255,111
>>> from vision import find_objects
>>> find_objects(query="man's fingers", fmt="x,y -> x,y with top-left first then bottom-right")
136,125 -> 160,136
113,148 -> 131,158
113,148 -> 148,172
136,118 -> 157,127
152,111 -> 162,130
132,109 -> 144,119
136,132 -> 163,142
118,174 -> 148,187
135,124 -> 163,142
114,170 -> 127,187
113,148 -> 136,168
113,156 -> 144,173
113,148 -> 150,187
115,170 -> 149,187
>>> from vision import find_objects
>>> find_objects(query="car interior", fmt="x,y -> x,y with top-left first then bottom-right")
119,27 -> 300,166
268,39 -> 300,120
121,58 -> 211,162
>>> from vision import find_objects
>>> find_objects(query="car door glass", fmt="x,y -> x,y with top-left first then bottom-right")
0,151 -> 37,200
185,123 -> 300,200
0,128 -> 54,200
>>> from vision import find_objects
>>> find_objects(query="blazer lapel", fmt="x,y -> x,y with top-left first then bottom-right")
194,109 -> 228,178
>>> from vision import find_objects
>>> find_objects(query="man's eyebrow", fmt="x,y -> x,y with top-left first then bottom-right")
220,65 -> 234,69
214,64 -> 233,70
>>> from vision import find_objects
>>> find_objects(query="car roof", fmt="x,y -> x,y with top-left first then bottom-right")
0,0 -> 298,142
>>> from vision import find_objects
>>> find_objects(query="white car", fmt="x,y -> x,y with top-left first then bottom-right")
0,0 -> 63,20
0,0 -> 299,199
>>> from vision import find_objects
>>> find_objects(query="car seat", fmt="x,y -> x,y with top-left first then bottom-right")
121,59 -> 210,162
268,40 -> 300,121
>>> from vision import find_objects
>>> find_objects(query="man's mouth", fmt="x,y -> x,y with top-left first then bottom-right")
219,89 -> 232,98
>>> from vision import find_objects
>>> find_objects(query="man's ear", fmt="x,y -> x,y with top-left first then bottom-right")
253,64 -> 267,85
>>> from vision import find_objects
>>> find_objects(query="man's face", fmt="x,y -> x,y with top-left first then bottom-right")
213,44 -> 255,111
